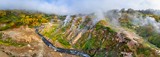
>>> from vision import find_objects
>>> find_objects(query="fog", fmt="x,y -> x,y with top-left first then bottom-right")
0,0 -> 160,15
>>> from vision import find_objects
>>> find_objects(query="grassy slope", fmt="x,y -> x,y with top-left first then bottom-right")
42,19 -> 160,57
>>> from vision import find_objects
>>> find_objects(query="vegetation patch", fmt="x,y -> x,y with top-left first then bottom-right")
57,37 -> 71,48
0,10 -> 52,31
0,34 -> 26,47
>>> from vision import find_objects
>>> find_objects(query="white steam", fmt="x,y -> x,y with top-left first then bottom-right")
132,16 -> 160,33
106,10 -> 121,26
92,11 -> 105,25
63,15 -> 72,26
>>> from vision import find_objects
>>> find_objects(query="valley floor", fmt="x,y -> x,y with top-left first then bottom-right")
0,26 -> 77,57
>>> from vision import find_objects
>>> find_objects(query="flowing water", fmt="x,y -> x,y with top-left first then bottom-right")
35,28 -> 90,57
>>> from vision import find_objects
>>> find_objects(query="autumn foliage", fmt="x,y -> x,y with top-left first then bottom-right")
0,10 -> 53,30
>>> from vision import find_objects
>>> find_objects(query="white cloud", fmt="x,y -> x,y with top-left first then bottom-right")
0,0 -> 160,15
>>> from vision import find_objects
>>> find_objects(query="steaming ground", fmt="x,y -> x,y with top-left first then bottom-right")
54,10 -> 160,56
131,16 -> 160,33
0,9 -> 160,56
106,10 -> 160,33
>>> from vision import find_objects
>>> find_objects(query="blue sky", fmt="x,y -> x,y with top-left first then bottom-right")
0,0 -> 160,15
